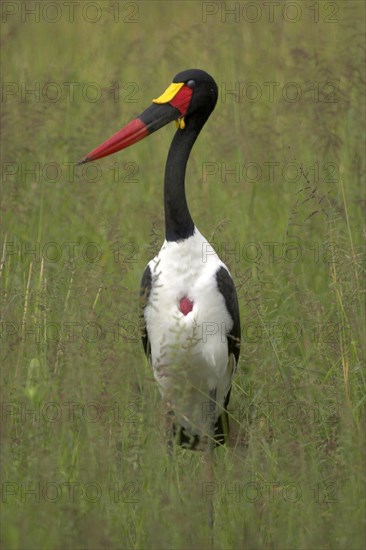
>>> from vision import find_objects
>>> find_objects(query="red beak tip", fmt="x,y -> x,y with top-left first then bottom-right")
77,157 -> 91,166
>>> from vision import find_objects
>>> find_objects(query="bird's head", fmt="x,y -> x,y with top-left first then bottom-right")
78,69 -> 218,164
157,69 -> 218,127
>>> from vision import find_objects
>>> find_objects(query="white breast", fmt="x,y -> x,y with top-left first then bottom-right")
143,229 -> 235,434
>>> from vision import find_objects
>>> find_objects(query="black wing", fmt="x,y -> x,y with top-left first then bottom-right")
216,266 -> 241,363
215,265 -> 241,438
140,265 -> 152,358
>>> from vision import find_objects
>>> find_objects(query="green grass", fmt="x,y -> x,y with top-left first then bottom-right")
1,1 -> 365,548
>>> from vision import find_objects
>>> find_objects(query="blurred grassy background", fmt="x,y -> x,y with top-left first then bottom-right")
1,1 -> 365,549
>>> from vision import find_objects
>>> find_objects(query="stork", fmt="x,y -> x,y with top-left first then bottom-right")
79,69 -> 241,451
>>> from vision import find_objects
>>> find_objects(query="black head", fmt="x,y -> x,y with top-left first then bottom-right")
172,69 -> 218,120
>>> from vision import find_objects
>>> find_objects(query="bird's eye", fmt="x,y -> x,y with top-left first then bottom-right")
187,80 -> 196,89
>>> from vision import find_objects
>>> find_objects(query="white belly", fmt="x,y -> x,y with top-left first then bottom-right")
143,230 -> 235,434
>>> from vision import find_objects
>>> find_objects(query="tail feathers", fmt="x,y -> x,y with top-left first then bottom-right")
172,409 -> 229,450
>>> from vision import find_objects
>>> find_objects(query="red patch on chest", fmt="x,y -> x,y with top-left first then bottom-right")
179,297 -> 194,316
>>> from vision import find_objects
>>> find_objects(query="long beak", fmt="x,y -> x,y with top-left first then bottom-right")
78,82 -> 192,165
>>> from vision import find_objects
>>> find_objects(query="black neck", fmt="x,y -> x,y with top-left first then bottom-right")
164,116 -> 208,242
